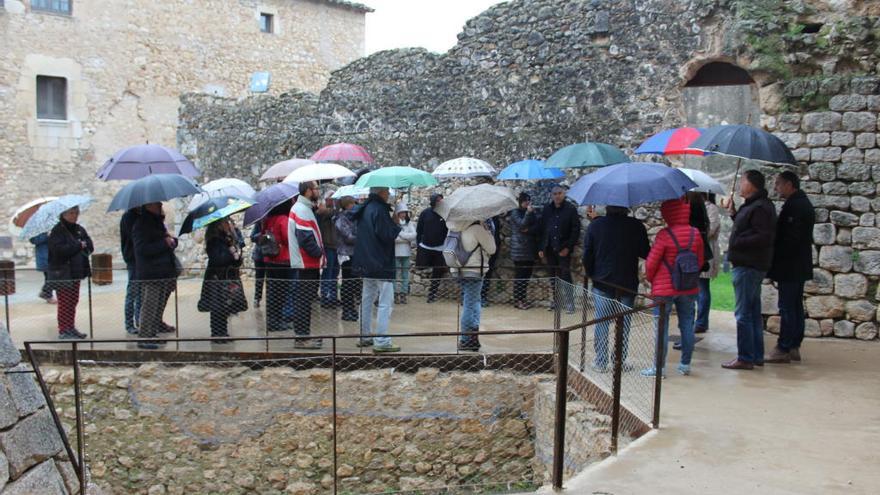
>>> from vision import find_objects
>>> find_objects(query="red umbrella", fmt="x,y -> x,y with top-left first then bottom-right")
310,143 -> 374,164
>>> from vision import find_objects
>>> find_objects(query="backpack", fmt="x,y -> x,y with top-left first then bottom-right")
442,230 -> 478,268
661,227 -> 700,291
257,231 -> 280,258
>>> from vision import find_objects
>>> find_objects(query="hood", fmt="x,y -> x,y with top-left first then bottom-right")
395,202 -> 410,214
660,198 -> 691,226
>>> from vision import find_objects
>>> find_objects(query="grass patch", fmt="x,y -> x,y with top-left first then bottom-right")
710,271 -> 735,312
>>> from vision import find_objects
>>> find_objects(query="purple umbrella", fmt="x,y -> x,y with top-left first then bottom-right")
97,144 -> 200,180
243,182 -> 298,227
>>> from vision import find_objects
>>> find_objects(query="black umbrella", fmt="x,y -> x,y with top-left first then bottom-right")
107,174 -> 202,212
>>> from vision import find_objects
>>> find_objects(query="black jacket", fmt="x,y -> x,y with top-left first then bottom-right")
352,194 -> 402,280
120,208 -> 139,267
728,189 -> 777,272
539,200 -> 581,254
416,207 -> 447,248
508,208 -> 539,262
582,211 -> 650,293
132,210 -> 178,281
768,190 -> 815,282
47,220 -> 94,281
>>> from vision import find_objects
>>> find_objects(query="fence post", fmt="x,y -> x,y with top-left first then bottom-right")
579,283 -> 588,371
72,342 -> 87,495
553,280 -> 561,331
87,276 -> 94,349
173,282 -> 180,352
551,330 -> 569,490
3,293 -> 9,334
610,313 -> 625,453
652,301 -> 668,428
331,337 -> 338,495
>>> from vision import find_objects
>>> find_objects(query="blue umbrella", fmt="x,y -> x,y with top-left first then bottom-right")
107,174 -> 202,212
497,160 -> 564,180
20,195 -> 94,239
179,196 -> 253,235
243,182 -> 298,227
566,162 -> 698,207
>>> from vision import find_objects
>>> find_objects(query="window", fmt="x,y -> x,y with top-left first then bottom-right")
260,13 -> 273,33
31,0 -> 72,14
36,76 -> 67,120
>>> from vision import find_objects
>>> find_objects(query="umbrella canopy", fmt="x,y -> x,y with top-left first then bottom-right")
20,195 -> 94,239
283,163 -> 356,184
545,142 -> 628,169
635,128 -> 707,156
566,162 -> 698,208
497,160 -> 564,180
331,185 -> 396,199
310,143 -> 374,164
243,182 -> 298,227
107,174 -> 201,212
432,157 -> 495,179
179,196 -> 253,235
355,166 -> 438,189
187,178 -> 257,211
677,168 -> 725,195
9,196 -> 58,235
259,158 -> 315,182
435,184 -> 517,222
687,125 -> 797,166
97,144 -> 199,180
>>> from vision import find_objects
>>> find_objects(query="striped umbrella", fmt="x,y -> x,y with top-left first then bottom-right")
635,128 -> 707,156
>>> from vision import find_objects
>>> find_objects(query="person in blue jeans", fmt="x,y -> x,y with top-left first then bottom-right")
449,219 -> 497,351
722,171 -> 777,370
695,194 -> 721,334
582,205 -> 649,372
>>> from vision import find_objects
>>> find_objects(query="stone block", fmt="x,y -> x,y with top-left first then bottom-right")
850,76 -> 880,95
873,198 -> 880,212
834,273 -> 867,298
829,94 -> 867,111
808,162 -> 836,181
0,330 -> 21,368
842,112 -> 876,132
848,182 -> 875,195
829,211 -> 858,227
837,228 -> 852,245
821,182 -> 848,195
805,296 -> 845,319
802,181 -> 821,194
855,133 -> 876,148
840,147 -> 864,164
831,131 -> 855,146
0,377 -> 19,430
867,95 -> 880,111
833,320 -> 855,337
820,319 -> 834,336
860,213 -> 876,226
866,149 -> 880,165
837,162 -> 870,181
812,195 -> 849,210
851,196 -> 871,213
801,112 -> 842,132
812,223 -> 836,245
852,227 -> 880,249
775,132 -> 803,148
815,208 -> 829,222
5,364 -> 46,417
804,319 -> 822,337
55,459 -> 80,495
777,113 -> 802,132
761,284 -> 778,315
846,300 -> 877,322
818,245 -> 853,272
855,322 -> 878,340
792,147 -> 811,162
765,315 -> 780,334
1,459 -> 67,495
810,147 -> 841,162
0,408 -> 64,479
805,268 -> 834,294
804,132 -> 828,147
0,450 -> 7,491
854,250 -> 880,275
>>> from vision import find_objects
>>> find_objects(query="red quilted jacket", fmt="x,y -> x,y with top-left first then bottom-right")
645,199 -> 704,297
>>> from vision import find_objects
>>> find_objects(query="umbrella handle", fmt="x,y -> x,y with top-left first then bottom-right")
721,157 -> 743,211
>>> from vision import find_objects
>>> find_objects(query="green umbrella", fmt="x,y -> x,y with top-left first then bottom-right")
544,142 -> 629,169
355,166 -> 438,189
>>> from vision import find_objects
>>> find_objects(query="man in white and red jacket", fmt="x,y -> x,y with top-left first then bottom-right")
288,181 -> 326,348
642,198 -> 704,377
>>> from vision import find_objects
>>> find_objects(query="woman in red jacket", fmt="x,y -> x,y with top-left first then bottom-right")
642,198 -> 704,377
263,200 -> 294,332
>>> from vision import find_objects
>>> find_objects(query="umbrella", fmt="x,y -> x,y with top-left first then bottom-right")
355,166 -> 438,189
566,162 -> 698,208
432,157 -> 495,179
97,144 -> 199,180
310,143 -> 374,164
20,195 -> 94,239
283,163 -> 356,184
187,178 -> 257,211
435,184 -> 517,222
497,160 -> 564,180
545,142 -> 628,168
677,168 -> 725,195
259,158 -> 315,182
331,184 -> 370,199
107,174 -> 201,212
179,196 -> 254,236
243,182 -> 298,227
635,128 -> 707,156
9,196 -> 58,236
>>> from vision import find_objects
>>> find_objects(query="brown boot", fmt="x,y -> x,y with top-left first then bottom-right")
721,359 -> 754,370
764,346 -> 791,364
789,348 -> 801,362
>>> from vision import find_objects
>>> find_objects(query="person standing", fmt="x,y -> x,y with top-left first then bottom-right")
696,194 -> 721,334
416,193 -> 448,303
249,223 -> 266,309
538,186 -> 580,313
766,171 -> 815,364
353,187 -> 402,353
132,202 -> 178,350
318,195 -> 340,308
288,181 -> 325,349
335,196 -> 360,321
508,193 -> 538,309
393,202 -> 416,304
480,215 -> 502,306
263,200 -> 294,332
202,218 -> 245,343
582,205 -> 650,372
47,206 -> 94,340
449,219 -> 497,351
722,170 -> 777,370
120,207 -> 141,333
29,232 -> 55,303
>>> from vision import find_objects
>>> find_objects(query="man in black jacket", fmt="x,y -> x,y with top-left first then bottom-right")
539,186 -> 581,312
120,208 -> 141,334
132,202 -> 178,349
416,193 -> 448,303
722,170 -> 777,370
766,171 -> 815,364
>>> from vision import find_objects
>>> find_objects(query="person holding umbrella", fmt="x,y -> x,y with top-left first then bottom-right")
393,202 -> 416,304
448,218 -> 497,352
201,218 -> 246,343
263,199 -> 294,332
508,192 -> 539,309
416,193 -> 449,303
335,196 -> 360,321
29,233 -> 55,303
538,186 -> 581,313
48,206 -> 94,340
120,208 -> 141,334
132,202 -> 179,349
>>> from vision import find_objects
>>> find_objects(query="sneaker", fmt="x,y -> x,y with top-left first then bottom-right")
137,341 -> 160,350
590,363 -> 608,374
764,346 -> 791,364
640,367 -> 665,378
673,342 -> 682,351
373,344 -> 401,353
790,348 -> 801,362
254,299 -> 261,309
457,341 -> 481,352
356,338 -> 374,348
677,363 -> 691,376
59,329 -> 87,340
565,306 -> 576,315
125,327 -> 139,335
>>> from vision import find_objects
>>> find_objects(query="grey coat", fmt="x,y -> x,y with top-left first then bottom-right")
334,210 -> 357,258
508,208 -> 538,262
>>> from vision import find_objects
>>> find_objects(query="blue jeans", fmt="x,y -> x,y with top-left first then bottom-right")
776,280 -> 806,352
361,279 -> 393,347
124,266 -> 141,331
592,287 -> 635,369
395,257 -> 411,294
320,248 -> 339,303
460,278 -> 483,341
284,269 -> 297,321
696,278 -> 711,330
732,266 -> 766,363
655,294 -> 697,368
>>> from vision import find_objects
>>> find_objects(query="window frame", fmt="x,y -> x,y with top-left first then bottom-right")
36,75 -> 68,121
259,12 -> 274,34
31,0 -> 73,15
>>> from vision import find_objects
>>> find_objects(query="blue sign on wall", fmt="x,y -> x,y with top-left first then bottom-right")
250,72 -> 271,93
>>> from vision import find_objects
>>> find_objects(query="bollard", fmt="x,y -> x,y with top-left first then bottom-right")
0,261 -> 14,332
90,253 -> 113,285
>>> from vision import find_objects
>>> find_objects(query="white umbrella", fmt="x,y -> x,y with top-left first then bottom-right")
260,158 -> 315,182
677,168 -> 725,195
432,157 -> 495,179
20,195 -> 94,239
188,178 -> 257,211
9,196 -> 58,236
331,184 -> 396,199
435,184 -> 517,222
283,163 -> 356,184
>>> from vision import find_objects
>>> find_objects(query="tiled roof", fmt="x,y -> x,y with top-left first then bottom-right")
319,0 -> 374,13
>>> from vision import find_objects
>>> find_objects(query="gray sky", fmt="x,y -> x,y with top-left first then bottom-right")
362,0 -> 505,54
